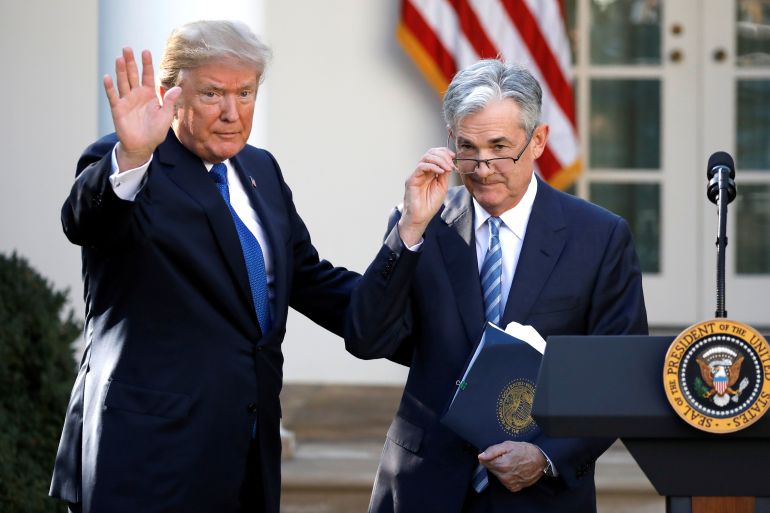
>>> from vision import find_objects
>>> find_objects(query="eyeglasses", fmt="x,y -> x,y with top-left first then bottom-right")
448,132 -> 533,175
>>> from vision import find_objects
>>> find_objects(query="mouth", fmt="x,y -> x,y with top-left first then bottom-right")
468,177 -> 503,186
215,132 -> 241,139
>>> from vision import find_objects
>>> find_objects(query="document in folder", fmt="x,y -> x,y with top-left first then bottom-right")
441,322 -> 545,450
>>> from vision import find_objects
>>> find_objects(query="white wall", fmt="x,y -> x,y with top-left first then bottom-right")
1,0 -> 446,384
0,0 -> 98,307
265,1 -> 446,383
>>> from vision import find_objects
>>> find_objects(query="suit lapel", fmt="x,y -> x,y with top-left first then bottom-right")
230,152 -> 290,323
501,179 -> 568,325
437,187 -> 485,347
156,132 -> 254,314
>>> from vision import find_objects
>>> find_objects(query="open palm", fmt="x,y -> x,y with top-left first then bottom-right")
104,48 -> 181,170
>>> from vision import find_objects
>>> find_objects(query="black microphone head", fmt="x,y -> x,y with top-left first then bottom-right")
707,151 -> 735,179
706,151 -> 737,204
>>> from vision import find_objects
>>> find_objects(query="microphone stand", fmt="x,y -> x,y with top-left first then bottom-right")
715,169 -> 730,318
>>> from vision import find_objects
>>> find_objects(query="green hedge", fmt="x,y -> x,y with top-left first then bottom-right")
0,253 -> 81,512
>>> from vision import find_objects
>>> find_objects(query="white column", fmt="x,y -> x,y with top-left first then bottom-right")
98,0 -> 268,146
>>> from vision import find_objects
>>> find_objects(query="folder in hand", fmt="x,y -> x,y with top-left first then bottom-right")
440,322 -> 545,451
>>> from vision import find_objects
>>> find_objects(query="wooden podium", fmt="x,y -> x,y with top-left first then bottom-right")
532,335 -> 770,513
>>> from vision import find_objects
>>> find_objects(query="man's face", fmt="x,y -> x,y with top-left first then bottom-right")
452,99 -> 548,217
167,59 -> 259,163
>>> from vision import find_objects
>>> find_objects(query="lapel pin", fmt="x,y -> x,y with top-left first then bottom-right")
250,177 -> 257,189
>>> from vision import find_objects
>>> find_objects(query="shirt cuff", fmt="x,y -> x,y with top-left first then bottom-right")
405,239 -> 423,252
538,448 -> 559,477
395,223 -> 424,252
109,143 -> 152,201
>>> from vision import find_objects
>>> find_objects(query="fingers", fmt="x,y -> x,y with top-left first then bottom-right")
478,441 -> 513,462
415,147 -> 456,177
115,52 -> 129,98
480,442 -> 544,493
124,47 -> 140,90
140,49 -> 155,88
103,75 -> 118,109
113,47 -> 154,99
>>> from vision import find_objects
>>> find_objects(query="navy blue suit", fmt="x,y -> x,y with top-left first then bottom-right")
345,180 -> 648,513
51,131 -> 358,513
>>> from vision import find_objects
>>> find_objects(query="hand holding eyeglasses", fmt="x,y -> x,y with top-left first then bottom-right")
397,147 -> 455,247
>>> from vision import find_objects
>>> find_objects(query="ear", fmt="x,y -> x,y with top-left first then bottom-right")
530,124 -> 550,159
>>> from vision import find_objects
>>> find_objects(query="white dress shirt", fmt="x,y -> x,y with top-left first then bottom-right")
108,143 -> 275,301
473,173 -> 538,320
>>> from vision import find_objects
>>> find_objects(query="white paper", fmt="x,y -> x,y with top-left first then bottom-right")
503,321 -> 546,355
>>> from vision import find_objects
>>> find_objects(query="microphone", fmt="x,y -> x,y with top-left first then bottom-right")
706,151 -> 737,318
706,151 -> 736,204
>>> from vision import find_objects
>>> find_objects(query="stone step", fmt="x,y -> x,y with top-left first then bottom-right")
280,384 -> 664,513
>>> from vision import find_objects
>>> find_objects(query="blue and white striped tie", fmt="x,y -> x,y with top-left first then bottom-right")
473,216 -> 503,493
472,461 -> 490,493
481,217 -> 503,326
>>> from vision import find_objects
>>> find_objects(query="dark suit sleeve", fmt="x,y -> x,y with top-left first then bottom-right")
344,209 -> 419,365
262,152 -> 360,338
587,216 -> 648,336
536,215 -> 647,491
61,134 -> 139,249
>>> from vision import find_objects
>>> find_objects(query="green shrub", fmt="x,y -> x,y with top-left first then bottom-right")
0,253 -> 81,512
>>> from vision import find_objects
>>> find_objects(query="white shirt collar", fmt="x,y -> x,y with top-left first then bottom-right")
204,159 -> 232,172
472,172 -> 538,240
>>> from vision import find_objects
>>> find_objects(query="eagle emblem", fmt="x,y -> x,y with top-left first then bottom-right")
664,319 -> 770,434
695,346 -> 749,407
496,379 -> 537,437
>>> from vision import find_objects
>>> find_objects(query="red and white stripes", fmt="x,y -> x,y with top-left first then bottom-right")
397,0 -> 581,189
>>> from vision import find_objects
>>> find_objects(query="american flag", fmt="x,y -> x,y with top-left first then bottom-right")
397,0 -> 580,189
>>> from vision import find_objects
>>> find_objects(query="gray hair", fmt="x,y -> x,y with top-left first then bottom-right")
159,20 -> 272,89
442,59 -> 542,135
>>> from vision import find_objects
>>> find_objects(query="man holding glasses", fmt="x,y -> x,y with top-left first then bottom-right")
345,60 -> 647,512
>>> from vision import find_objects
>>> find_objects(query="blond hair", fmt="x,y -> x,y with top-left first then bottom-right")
159,20 -> 271,89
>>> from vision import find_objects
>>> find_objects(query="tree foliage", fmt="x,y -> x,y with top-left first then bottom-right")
0,253 -> 80,512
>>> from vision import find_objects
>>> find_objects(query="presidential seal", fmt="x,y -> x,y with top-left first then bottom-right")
497,379 -> 538,437
663,319 -> 770,434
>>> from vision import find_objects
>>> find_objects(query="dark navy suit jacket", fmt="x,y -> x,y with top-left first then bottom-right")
345,180 -> 648,513
51,131 -> 358,513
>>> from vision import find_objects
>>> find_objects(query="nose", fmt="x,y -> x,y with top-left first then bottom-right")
220,94 -> 239,122
475,160 -> 495,178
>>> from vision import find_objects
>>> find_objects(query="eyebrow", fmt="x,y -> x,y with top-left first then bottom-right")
488,136 -> 514,145
456,136 -> 514,146
198,80 -> 257,91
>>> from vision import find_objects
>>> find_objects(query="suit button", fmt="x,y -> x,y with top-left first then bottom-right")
247,403 -> 258,413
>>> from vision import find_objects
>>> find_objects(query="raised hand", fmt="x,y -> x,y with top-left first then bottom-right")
104,48 -> 182,171
478,441 -> 546,493
397,147 -> 454,246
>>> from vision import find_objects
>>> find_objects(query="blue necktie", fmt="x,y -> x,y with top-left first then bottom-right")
473,216 -> 503,493
210,163 -> 271,334
481,217 -> 503,326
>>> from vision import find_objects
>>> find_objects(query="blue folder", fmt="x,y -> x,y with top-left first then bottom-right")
441,323 -> 544,451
